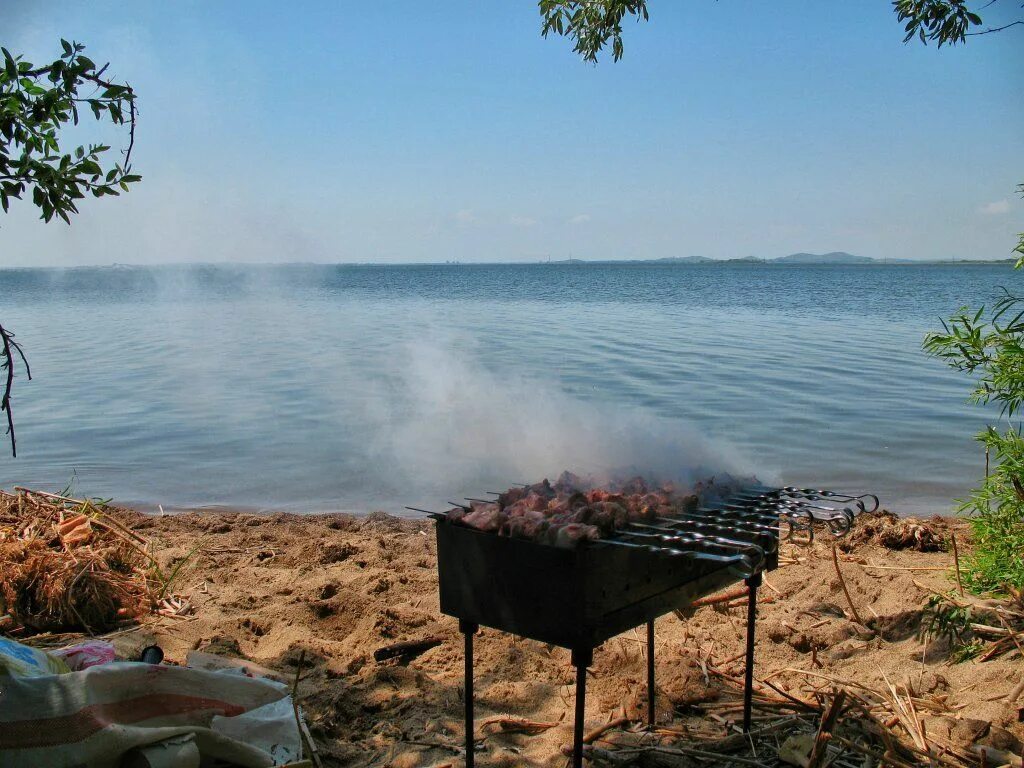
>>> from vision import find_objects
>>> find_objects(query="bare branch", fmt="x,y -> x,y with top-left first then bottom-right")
966,19 -> 1024,33
0,324 -> 32,458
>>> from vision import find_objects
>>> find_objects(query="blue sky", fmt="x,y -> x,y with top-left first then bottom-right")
3,0 -> 1022,265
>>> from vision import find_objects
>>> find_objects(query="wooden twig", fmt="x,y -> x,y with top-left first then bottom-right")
584,716 -> 630,744
647,744 -> 771,767
807,688 -> 846,768
831,545 -> 863,626
373,636 -> 444,663
288,649 -> 322,766
951,532 -> 964,596
760,679 -> 821,711
859,564 -> 949,572
1006,677 -> 1024,704
480,716 -> 560,737
693,586 -> 750,607
300,717 -> 324,768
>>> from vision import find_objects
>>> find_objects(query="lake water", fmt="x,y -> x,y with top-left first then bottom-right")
1,262 -> 1018,516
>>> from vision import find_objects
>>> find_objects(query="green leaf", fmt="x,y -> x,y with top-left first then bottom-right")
2,48 -> 17,79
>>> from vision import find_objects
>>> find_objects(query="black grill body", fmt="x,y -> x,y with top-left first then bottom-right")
437,518 -> 776,649
421,484 -> 873,768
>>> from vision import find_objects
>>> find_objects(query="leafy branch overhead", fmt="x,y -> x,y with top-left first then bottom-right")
894,0 -> 1023,44
539,1 -> 649,63
0,40 -> 141,224
538,1 -> 1020,63
0,40 -> 140,458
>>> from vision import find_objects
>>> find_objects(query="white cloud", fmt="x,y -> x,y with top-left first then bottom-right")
979,199 -> 1011,215
567,213 -> 591,225
509,215 -> 537,228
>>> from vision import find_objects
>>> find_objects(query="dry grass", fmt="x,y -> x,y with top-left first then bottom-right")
0,487 -> 161,633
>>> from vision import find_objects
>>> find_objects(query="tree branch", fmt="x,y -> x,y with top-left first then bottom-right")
0,323 -> 31,458
966,19 -> 1024,34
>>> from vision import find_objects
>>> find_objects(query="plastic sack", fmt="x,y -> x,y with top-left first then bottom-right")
0,661 -> 302,767
51,639 -> 117,671
0,635 -> 70,677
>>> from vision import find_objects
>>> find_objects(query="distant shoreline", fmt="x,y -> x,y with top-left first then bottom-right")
524,258 -> 1018,267
0,258 -> 1018,271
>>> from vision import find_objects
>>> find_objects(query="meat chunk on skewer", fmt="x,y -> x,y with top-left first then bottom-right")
460,502 -> 505,532
546,522 -> 600,548
444,471 -> 759,549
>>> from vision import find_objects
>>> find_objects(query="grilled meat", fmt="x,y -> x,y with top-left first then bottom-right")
446,474 -> 737,548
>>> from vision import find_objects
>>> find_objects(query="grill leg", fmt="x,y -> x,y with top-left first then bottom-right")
571,647 -> 593,768
460,620 -> 478,767
743,572 -> 762,733
647,619 -> 656,727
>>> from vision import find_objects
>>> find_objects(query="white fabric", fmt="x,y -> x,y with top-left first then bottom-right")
0,661 -> 302,767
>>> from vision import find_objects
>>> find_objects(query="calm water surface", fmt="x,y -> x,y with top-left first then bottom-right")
1,262 -> 1018,515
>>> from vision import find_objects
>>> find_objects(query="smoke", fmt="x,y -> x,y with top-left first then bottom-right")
1,266 -> 768,512
382,331 -> 760,502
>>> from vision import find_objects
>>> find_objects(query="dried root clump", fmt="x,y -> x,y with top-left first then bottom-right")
846,510 -> 947,552
0,487 -> 155,633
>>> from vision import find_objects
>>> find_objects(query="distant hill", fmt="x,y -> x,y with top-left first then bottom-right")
533,252 -> 1014,266
773,251 -> 874,264
652,255 -> 715,263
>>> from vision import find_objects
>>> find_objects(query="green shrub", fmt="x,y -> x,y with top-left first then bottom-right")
958,428 -> 1024,593
924,189 -> 1024,595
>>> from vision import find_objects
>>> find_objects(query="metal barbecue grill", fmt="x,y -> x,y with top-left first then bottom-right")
410,485 -> 876,768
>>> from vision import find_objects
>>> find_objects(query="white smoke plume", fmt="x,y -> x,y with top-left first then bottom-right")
382,332 -> 761,505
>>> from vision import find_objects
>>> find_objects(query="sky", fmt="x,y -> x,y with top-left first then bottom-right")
2,0 -> 1022,266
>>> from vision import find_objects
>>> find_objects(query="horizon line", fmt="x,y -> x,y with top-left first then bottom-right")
1,256 -> 1018,270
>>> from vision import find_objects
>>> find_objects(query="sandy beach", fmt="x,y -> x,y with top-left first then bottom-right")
11,505 -> 1009,767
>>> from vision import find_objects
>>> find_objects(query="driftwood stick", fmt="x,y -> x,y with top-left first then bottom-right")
831,545 -> 864,626
583,716 -> 630,744
700,715 -> 805,752
673,587 -> 750,620
559,744 -> 635,766
373,636 -> 444,662
951,532 -> 964,596
646,745 -> 771,767
806,689 -> 846,768
760,678 -> 821,711
480,715 -> 560,736
1006,676 -> 1024,703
